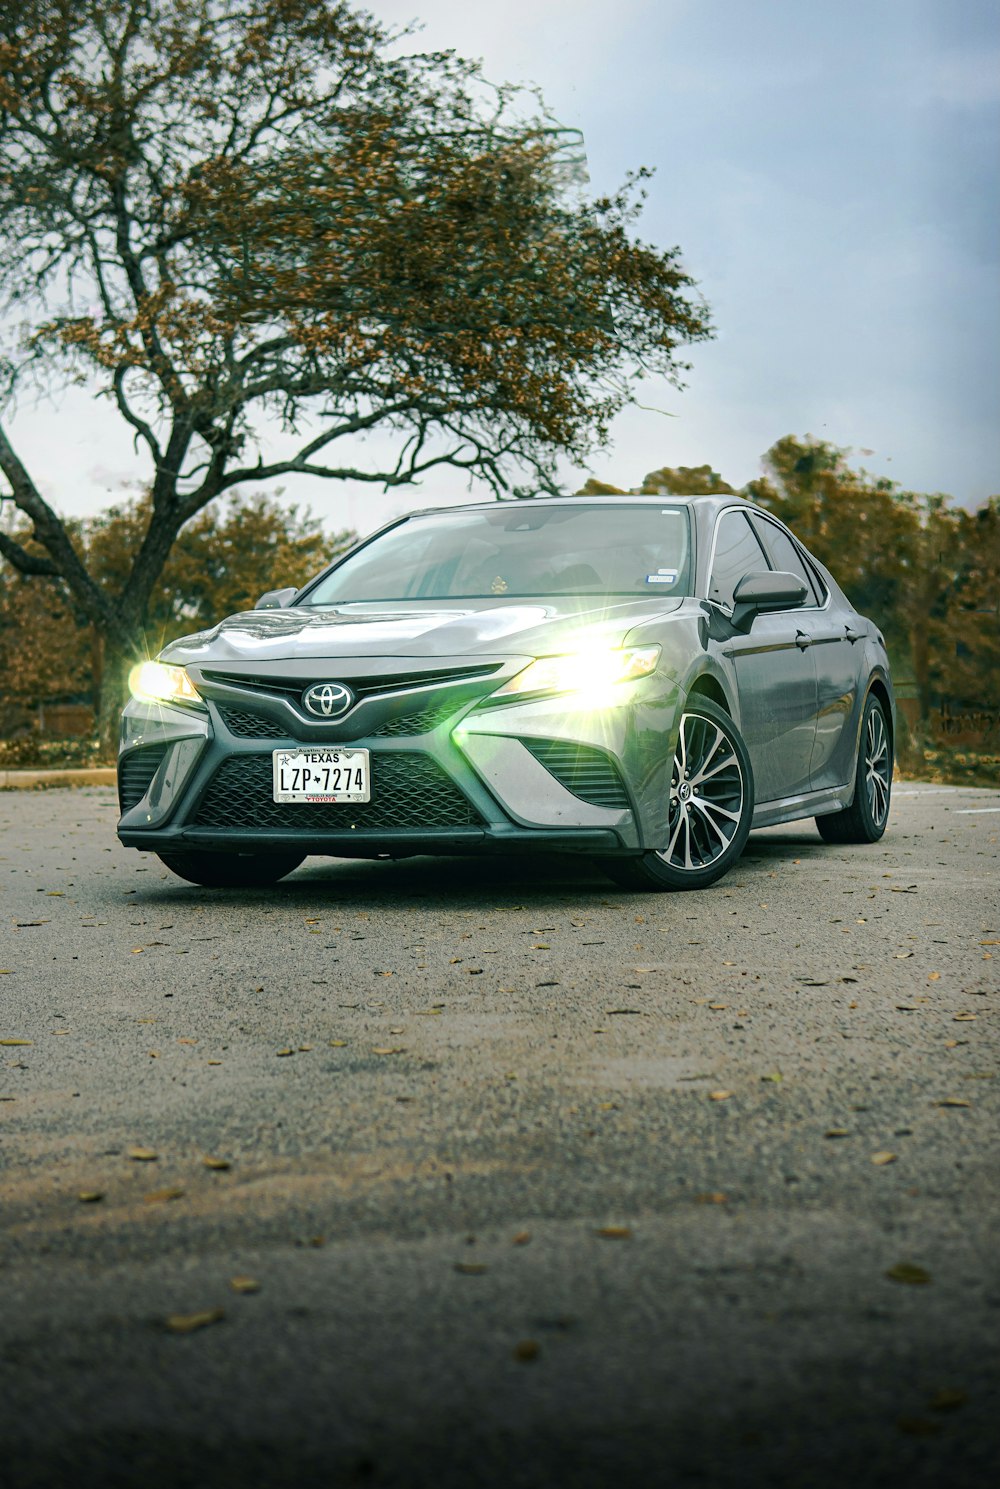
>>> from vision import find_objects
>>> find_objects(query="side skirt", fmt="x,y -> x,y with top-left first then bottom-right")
751,781 -> 854,830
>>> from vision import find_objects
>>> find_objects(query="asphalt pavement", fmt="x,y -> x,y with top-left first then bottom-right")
0,780 -> 997,1489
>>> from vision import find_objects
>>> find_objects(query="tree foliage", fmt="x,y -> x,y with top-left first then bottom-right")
0,0 -> 712,738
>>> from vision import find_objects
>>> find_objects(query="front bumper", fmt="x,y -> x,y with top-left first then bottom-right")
117,662 -> 682,859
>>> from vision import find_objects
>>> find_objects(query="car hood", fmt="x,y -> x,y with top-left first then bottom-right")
161,596 -> 689,666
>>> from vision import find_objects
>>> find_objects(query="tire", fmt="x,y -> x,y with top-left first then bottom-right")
815,692 -> 892,844
599,699 -> 754,892
156,849 -> 306,888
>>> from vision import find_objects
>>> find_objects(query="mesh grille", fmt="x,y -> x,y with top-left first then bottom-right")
118,744 -> 169,813
372,703 -> 459,737
192,752 -> 483,830
520,738 -> 630,809
217,705 -> 289,740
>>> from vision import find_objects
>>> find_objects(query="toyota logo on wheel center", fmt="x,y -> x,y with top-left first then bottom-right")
302,682 -> 354,719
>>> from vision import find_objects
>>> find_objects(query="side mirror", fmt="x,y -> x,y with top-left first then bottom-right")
730,570 -> 808,630
255,587 -> 298,610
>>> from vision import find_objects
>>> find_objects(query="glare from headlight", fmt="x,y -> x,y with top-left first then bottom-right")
491,645 -> 661,702
128,661 -> 203,707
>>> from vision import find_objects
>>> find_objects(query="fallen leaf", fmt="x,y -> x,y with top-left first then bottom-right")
127,1147 -> 158,1161
595,1226 -> 632,1239
953,1013 -> 977,1022
177,1037 -> 198,1046
78,1190 -> 104,1203
143,1187 -> 184,1205
928,972 -> 941,981
694,1192 -> 727,1204
709,1090 -> 733,1101
886,1261 -> 931,1285
934,1098 -> 970,1108
760,1071 -> 783,1083
708,1003 -> 728,1011
372,1046 -> 406,1056
202,1156 -> 230,1170
229,1276 -> 261,1294
929,1388 -> 967,1411
328,1039 -> 348,1047
825,1128 -> 851,1138
513,1339 -> 539,1362
512,1230 -> 532,1246
297,1044 -> 313,1052
454,1262 -> 488,1275
276,1048 -> 295,1056
894,952 -> 914,959
870,1151 -> 897,1166
0,1038 -> 32,1046
164,1307 -> 224,1335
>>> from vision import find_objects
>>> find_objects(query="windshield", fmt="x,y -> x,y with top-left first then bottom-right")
302,503 -> 693,604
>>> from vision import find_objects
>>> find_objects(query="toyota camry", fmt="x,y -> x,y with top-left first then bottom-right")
117,494 -> 895,890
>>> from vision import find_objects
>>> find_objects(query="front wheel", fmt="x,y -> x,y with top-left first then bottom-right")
815,693 -> 892,844
599,700 -> 754,891
156,849 -> 306,888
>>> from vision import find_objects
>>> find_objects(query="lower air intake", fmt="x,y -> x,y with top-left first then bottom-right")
118,744 -> 169,813
520,738 -> 630,809
191,752 -> 483,830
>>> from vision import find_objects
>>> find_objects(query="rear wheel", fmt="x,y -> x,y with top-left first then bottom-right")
156,850 -> 306,888
599,700 -> 754,891
816,692 -> 891,844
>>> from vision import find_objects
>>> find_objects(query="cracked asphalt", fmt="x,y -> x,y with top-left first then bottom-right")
1,780 -> 998,1489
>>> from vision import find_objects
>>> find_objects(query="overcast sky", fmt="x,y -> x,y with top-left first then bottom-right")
7,0 -> 999,536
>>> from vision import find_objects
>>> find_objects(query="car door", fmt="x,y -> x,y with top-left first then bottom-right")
748,514 -> 860,792
709,509 -> 818,803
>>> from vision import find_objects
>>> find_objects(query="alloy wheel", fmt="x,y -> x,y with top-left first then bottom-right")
659,711 -> 746,873
865,704 -> 890,827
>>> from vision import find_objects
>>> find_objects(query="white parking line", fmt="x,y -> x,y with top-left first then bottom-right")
893,788 -> 959,797
955,807 -> 1000,814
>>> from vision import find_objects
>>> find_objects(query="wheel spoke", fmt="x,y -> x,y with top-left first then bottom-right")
689,745 -> 737,787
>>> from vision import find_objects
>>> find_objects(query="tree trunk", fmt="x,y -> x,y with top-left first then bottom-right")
95,633 -> 140,762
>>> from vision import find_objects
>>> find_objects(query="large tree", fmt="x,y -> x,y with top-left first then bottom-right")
0,0 -> 712,741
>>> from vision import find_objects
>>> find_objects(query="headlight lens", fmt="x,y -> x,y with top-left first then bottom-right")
491,645 -> 661,702
128,661 -> 203,707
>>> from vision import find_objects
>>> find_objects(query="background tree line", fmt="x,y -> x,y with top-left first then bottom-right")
2,430 -> 996,770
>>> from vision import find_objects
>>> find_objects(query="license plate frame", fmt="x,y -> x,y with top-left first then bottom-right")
272,747 -> 371,804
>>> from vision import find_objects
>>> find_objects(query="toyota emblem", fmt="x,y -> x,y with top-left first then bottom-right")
302,681 -> 354,719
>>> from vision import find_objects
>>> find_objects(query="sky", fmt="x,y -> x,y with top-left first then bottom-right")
5,0 -> 999,539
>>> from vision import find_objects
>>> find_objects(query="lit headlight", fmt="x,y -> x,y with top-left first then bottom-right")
491,645 -> 661,702
128,661 -> 203,707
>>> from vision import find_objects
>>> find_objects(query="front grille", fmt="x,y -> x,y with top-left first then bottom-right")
217,705 -> 289,740
191,752 -> 483,830
521,738 -> 630,809
371,703 -> 459,737
118,744 -> 169,813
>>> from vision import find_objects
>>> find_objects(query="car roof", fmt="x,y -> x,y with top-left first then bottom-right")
399,492 -> 759,522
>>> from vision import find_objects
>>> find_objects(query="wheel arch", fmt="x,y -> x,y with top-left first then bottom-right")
685,672 -> 732,716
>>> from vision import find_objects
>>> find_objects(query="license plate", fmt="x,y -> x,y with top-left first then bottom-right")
272,748 -> 370,804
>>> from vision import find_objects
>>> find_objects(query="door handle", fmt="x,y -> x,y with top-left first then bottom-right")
795,630 -> 813,650
844,625 -> 864,643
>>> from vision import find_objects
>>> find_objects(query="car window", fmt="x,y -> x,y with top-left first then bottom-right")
301,504 -> 694,603
708,511 -> 769,610
749,516 -> 823,606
